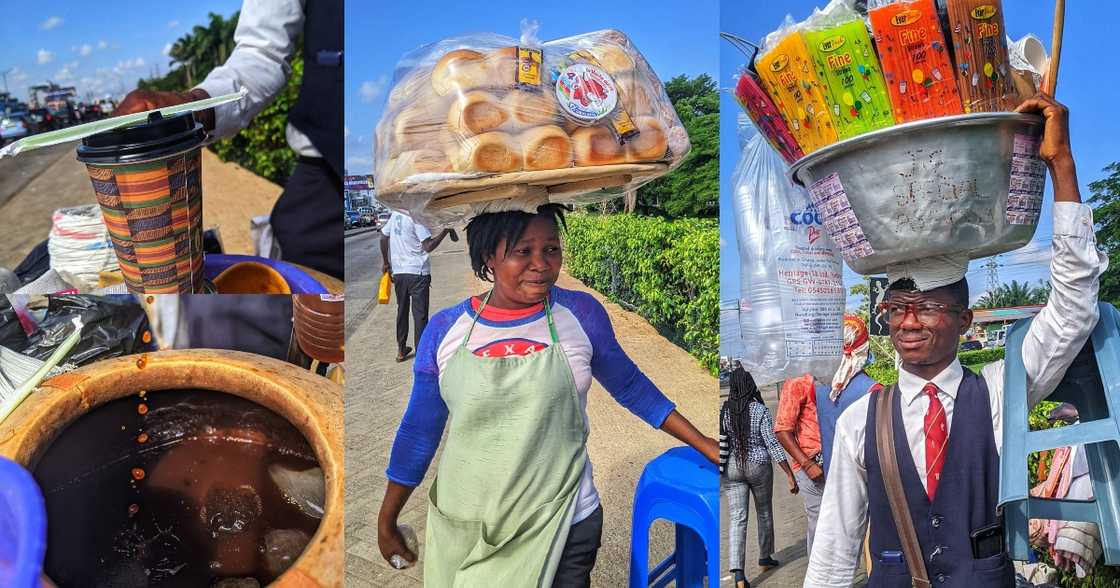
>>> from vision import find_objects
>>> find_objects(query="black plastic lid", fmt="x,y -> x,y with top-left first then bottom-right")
76,111 -> 205,164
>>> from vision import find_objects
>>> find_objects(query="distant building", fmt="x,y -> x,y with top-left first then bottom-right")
343,173 -> 376,211
967,305 -> 1044,342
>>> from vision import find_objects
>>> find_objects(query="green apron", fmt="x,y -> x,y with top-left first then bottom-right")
424,291 -> 589,587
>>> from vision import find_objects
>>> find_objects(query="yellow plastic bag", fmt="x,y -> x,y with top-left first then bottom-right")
378,273 -> 393,304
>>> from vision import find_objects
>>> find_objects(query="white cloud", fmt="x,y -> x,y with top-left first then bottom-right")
162,43 -> 173,57
41,16 -> 63,30
9,68 -> 29,83
344,126 -> 350,139
346,155 -> 373,169
79,44 -> 92,57
168,20 -> 180,28
358,76 -> 388,104
98,40 -> 108,50
36,49 -> 54,65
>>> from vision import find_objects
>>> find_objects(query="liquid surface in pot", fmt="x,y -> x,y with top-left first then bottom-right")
34,389 -> 324,588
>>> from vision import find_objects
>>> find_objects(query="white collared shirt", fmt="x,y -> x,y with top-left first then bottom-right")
805,202 -> 1109,587
195,0 -> 321,158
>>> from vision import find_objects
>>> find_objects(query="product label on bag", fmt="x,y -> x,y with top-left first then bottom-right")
515,47 -> 542,88
555,63 -> 619,123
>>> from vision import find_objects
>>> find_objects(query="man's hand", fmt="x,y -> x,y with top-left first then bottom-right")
1015,93 -> 1073,169
382,262 -> 392,277
697,435 -> 720,465
116,88 -> 215,131
1015,93 -> 1079,203
377,523 -> 417,567
803,461 -> 824,484
786,473 -> 800,495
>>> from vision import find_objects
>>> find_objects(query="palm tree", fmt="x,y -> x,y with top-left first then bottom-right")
973,279 -> 1051,309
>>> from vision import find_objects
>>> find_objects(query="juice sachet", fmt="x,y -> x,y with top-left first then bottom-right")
804,19 -> 894,139
945,0 -> 1020,112
734,69 -> 805,164
868,0 -> 963,122
756,32 -> 838,154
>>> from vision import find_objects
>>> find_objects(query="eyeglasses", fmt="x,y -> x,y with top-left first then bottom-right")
876,301 -> 965,327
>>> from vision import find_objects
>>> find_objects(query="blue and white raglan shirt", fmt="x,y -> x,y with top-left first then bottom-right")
386,286 -> 677,524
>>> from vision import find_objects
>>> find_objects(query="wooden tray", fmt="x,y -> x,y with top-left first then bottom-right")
379,162 -> 670,210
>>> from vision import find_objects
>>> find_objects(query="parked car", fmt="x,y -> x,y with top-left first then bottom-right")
97,100 -> 115,117
27,108 -> 58,133
0,113 -> 30,144
344,210 -> 361,230
960,340 -> 984,352
377,211 -> 391,224
360,210 -> 378,227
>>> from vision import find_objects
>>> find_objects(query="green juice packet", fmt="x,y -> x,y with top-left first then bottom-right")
803,20 -> 894,140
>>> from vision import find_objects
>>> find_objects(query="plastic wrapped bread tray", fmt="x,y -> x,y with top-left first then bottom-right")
374,27 -> 691,226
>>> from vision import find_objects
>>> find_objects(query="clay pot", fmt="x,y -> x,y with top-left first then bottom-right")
0,349 -> 343,588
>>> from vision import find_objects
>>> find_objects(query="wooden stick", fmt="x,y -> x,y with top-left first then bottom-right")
1045,0 -> 1065,96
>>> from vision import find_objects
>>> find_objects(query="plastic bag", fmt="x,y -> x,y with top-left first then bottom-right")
731,130 -> 844,386
755,15 -> 839,153
733,67 -> 804,164
802,0 -> 894,139
1007,33 -> 1048,99
22,295 -> 155,366
944,0 -> 1020,113
374,22 -> 691,227
867,0 -> 963,122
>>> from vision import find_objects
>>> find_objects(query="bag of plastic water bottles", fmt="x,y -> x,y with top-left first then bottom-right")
730,126 -> 845,386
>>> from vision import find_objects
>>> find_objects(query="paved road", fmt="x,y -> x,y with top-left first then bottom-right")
344,245 -> 718,587
345,229 -> 382,303
0,143 -> 71,209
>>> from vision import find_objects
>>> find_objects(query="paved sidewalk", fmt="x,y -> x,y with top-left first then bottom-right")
343,245 -> 718,587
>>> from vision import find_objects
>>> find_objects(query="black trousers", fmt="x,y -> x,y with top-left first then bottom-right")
393,273 -> 430,353
552,506 -> 604,588
270,157 -> 344,280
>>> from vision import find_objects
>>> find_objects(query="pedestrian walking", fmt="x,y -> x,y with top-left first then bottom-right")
721,367 -> 797,588
380,211 -> 453,362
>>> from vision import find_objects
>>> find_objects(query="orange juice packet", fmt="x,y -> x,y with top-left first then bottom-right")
868,0 -> 963,122
756,32 -> 838,154
945,0 -> 1020,112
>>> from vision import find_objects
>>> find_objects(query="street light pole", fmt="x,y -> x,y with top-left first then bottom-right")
1,68 -> 11,94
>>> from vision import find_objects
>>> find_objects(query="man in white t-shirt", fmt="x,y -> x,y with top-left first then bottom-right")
380,212 -> 455,361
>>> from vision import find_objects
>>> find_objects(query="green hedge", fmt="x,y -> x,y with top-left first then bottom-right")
563,213 -> 718,374
959,347 -> 1005,365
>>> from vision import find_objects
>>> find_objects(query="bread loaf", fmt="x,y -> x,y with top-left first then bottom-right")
447,90 -> 508,135
483,47 -> 518,87
616,72 -> 656,117
431,49 -> 487,96
589,44 -> 635,74
456,132 -> 522,173
520,125 -> 572,171
572,126 -> 625,166
391,98 -> 450,156
503,90 -> 558,128
384,149 -> 452,184
626,116 -> 669,162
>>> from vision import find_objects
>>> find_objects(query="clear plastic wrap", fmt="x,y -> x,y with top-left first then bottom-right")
755,16 -> 839,154
803,0 -> 895,139
375,23 -> 690,227
867,0 -> 963,122
731,129 -> 845,386
944,0 -> 1020,113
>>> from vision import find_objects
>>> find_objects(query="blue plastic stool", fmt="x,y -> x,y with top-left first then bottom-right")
629,446 -> 719,588
0,456 -> 47,588
1000,302 -> 1120,564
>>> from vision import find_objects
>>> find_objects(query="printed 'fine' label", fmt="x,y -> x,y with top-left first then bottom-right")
807,173 -> 874,260
1006,132 -> 1046,226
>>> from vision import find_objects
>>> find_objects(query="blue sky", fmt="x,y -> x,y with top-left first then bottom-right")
344,0 -> 718,175
0,1 -> 241,104
720,1 -> 1118,307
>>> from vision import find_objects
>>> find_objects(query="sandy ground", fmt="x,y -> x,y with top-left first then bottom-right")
343,243 -> 718,587
0,147 -> 280,270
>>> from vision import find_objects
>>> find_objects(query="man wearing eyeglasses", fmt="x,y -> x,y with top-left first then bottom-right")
805,94 -> 1109,587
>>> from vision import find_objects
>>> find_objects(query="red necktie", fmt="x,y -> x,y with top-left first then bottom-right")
923,383 -> 948,500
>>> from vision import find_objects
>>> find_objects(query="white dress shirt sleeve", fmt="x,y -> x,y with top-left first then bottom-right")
195,0 -> 305,141
804,394 -> 871,587
1021,202 -> 1108,407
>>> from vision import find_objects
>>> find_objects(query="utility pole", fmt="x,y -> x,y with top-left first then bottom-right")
1,68 -> 11,94
985,256 -> 1000,294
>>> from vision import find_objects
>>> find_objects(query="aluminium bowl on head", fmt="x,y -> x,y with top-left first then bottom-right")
788,112 -> 1045,277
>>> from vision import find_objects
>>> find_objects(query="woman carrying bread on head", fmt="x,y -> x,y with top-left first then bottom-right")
376,203 -> 719,587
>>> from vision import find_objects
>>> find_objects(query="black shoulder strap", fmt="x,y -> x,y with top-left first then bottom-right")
875,384 -> 931,587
